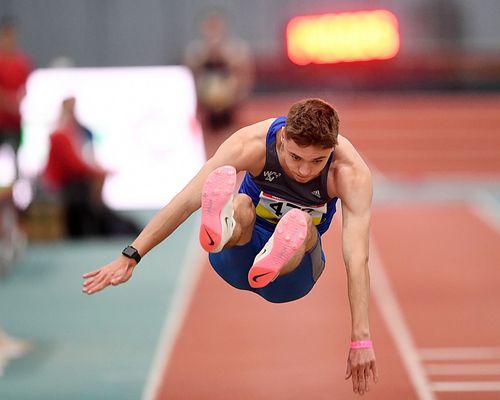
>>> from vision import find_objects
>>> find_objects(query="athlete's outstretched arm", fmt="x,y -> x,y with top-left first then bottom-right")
82,120 -> 269,295
339,160 -> 378,396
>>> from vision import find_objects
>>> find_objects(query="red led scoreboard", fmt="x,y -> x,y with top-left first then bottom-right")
286,10 -> 400,65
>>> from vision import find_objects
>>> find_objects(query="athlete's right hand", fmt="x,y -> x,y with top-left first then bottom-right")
82,256 -> 137,295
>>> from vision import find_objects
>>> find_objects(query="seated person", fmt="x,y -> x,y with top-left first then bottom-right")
42,97 -> 139,237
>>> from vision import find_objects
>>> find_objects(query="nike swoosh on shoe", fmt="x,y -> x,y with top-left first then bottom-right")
199,165 -> 236,252
248,208 -> 308,288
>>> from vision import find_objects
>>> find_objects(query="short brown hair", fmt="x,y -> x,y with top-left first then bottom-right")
284,98 -> 339,148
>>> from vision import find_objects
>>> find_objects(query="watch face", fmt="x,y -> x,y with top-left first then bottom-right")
122,246 -> 141,262
123,246 -> 136,257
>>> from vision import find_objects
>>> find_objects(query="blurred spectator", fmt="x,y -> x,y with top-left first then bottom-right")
42,97 -> 140,238
0,16 -> 32,181
185,10 -> 254,131
426,0 -> 464,54
0,18 -> 31,371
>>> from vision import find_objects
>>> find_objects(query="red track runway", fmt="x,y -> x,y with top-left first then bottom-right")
154,94 -> 500,399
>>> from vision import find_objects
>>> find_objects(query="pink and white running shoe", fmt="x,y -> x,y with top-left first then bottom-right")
248,208 -> 308,288
199,165 -> 237,253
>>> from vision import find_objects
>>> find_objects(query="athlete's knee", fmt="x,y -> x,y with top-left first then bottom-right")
227,194 -> 255,246
233,194 -> 255,227
233,193 -> 254,208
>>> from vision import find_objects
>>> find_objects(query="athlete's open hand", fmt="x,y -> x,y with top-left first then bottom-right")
345,347 -> 378,395
82,256 -> 137,295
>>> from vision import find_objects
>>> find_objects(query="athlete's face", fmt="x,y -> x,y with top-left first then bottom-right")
280,135 -> 333,183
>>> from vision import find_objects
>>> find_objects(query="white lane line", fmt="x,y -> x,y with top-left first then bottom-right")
426,363 -> 500,376
471,189 -> 500,233
361,149 -> 500,158
431,381 -> 500,392
142,218 -> 204,400
366,159 -> 389,184
369,243 -> 436,400
420,347 -> 500,361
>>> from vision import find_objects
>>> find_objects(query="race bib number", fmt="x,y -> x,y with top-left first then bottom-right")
256,191 -> 326,225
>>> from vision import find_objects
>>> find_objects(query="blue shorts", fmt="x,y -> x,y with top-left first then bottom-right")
208,223 -> 326,303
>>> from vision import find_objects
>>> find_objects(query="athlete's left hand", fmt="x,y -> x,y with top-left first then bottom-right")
345,347 -> 378,395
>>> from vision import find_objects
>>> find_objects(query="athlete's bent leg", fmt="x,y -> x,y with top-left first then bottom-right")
248,209 -> 318,288
280,212 -> 317,275
199,166 -> 257,253
199,165 -> 237,252
224,193 -> 256,248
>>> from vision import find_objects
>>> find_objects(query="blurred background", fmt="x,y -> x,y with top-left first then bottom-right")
3,0 -> 500,90
1,1 -> 499,399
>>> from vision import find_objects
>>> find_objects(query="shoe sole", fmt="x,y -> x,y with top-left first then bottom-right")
199,165 -> 236,252
248,208 -> 308,288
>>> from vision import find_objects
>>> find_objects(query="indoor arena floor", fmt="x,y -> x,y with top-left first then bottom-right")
1,93 -> 499,400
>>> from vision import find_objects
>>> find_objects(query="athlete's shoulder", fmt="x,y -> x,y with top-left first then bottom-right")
211,118 -> 276,173
247,117 -> 280,132
335,135 -> 370,172
231,118 -> 278,142
327,135 -> 371,198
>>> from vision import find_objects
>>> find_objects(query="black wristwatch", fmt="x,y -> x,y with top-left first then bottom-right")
122,245 -> 142,264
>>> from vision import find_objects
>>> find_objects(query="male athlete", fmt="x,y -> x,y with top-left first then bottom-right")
82,98 -> 378,395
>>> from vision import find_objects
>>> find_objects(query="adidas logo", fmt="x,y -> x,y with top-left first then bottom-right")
311,190 -> 321,198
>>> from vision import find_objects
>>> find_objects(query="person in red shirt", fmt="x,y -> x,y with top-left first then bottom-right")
0,18 -> 33,364
0,16 -> 31,178
43,97 -> 139,237
43,97 -> 106,198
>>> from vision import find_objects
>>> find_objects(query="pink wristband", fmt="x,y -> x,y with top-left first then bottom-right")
350,340 -> 373,349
